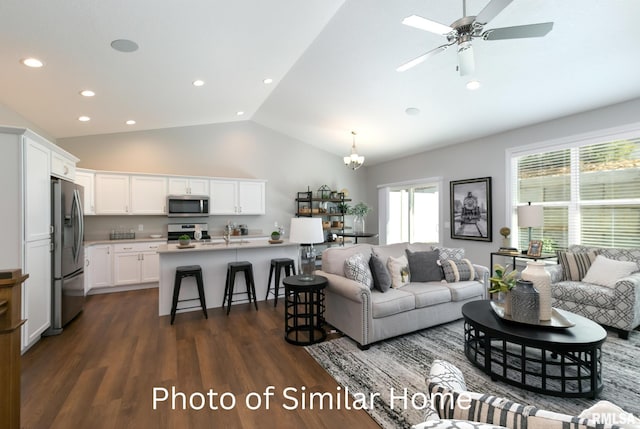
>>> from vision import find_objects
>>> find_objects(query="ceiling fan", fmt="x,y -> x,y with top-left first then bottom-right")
397,0 -> 553,76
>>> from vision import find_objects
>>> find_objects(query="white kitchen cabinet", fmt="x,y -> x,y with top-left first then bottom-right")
95,174 -> 130,214
87,244 -> 112,290
168,177 -> 209,196
75,170 -> 95,215
113,242 -> 160,285
51,151 -> 76,181
238,181 -> 266,214
210,179 -> 266,215
24,137 -> 51,242
130,175 -> 167,214
22,238 -> 52,349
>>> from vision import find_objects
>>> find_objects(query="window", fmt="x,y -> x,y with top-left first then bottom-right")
379,179 -> 440,244
510,136 -> 640,251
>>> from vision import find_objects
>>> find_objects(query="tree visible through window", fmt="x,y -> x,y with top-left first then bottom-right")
512,138 -> 640,251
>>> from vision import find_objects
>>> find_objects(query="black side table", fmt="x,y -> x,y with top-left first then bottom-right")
283,274 -> 327,345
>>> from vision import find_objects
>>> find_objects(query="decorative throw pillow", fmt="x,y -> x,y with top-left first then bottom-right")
434,247 -> 465,262
582,255 -> 638,288
344,253 -> 373,289
369,253 -> 392,292
557,250 -> 597,281
406,249 -> 443,282
441,259 -> 475,283
428,359 -> 467,392
578,400 -> 640,426
387,255 -> 410,288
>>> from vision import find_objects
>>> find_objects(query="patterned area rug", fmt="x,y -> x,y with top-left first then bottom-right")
305,320 -> 640,429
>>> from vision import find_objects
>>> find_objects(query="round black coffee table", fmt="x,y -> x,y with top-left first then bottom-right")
283,275 -> 327,346
462,300 -> 607,398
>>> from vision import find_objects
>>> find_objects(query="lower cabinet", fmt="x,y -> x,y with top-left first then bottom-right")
23,238 -> 52,351
87,241 -> 160,291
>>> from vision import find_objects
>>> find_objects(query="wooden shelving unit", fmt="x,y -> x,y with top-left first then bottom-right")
295,191 -> 351,247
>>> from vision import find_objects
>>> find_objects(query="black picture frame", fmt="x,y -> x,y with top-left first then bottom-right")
450,177 -> 492,242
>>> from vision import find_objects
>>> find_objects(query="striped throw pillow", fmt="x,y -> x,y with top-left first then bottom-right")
557,251 -> 598,281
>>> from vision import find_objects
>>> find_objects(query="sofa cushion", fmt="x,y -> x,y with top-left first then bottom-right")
321,244 -> 372,276
369,253 -> 392,293
579,400 -> 640,426
406,249 -> 443,282
552,280 -> 616,310
582,255 -> 638,288
569,245 -> 640,268
372,242 -> 410,261
370,288 -> 415,318
446,281 -> 485,302
344,253 -> 373,289
402,283 -> 451,308
442,259 -> 475,283
388,255 -> 411,288
434,247 -> 465,262
557,250 -> 598,281
408,242 -> 435,252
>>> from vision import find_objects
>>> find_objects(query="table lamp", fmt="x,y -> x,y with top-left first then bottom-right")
517,202 -> 543,252
289,217 -> 325,281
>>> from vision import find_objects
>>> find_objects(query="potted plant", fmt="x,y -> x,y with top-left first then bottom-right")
489,263 -> 518,315
271,230 -> 281,241
336,202 -> 350,214
348,202 -> 371,234
178,234 -> 191,246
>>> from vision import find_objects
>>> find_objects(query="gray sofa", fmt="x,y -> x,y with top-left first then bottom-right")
315,242 -> 488,349
548,245 -> 640,338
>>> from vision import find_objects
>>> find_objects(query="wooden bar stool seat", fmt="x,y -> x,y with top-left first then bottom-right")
170,265 -> 207,324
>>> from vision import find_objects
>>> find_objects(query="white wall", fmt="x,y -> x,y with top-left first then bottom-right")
0,101 -> 56,142
366,97 -> 640,267
57,121 -> 366,239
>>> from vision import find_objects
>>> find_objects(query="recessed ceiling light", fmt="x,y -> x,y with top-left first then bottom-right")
21,58 -> 44,68
263,78 -> 273,84
236,111 -> 245,116
193,80 -> 205,87
405,107 -> 421,116
110,39 -> 139,53
78,116 -> 91,122
125,120 -> 136,125
466,80 -> 481,90
80,90 -> 95,97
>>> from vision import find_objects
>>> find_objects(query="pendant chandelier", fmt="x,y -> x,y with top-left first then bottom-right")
343,131 -> 365,170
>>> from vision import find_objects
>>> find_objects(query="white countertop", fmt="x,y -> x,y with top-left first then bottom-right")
157,239 -> 296,254
84,237 -> 168,246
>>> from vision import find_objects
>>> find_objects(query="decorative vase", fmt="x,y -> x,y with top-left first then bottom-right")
502,291 -> 512,316
353,215 -> 365,234
179,238 -> 190,246
521,261 -> 552,321
510,279 -> 540,324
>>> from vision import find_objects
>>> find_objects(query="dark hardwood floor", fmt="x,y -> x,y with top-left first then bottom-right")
21,288 -> 380,429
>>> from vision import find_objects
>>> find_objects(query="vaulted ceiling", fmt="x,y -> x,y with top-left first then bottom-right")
2,1 -> 640,165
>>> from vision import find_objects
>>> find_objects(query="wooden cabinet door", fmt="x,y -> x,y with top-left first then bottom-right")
140,251 -> 159,283
238,181 -> 265,215
88,245 -> 112,289
113,252 -> 141,285
210,180 -> 238,214
23,239 -> 52,350
75,171 -> 95,215
130,175 -> 167,214
23,137 -> 51,241
95,174 -> 130,214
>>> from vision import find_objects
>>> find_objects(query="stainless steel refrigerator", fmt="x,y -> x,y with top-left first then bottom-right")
46,178 -> 85,335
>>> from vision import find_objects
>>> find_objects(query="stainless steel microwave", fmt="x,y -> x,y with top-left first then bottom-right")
167,195 -> 209,217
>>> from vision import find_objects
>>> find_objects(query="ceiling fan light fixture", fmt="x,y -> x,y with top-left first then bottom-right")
457,41 -> 475,76
344,131 -> 365,170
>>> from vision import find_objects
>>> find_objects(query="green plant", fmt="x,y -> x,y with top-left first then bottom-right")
488,264 -> 518,294
178,234 -> 190,241
336,202 -> 350,214
271,230 -> 281,236
348,202 -> 371,217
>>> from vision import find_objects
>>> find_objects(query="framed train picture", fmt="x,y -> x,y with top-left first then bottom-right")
450,177 -> 492,242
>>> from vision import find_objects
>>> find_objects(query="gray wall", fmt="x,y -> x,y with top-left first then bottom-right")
57,121 -> 366,240
365,97 -> 640,267
0,101 -> 55,142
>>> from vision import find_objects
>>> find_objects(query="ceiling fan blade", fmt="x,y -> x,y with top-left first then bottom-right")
402,15 -> 454,36
474,0 -> 513,26
457,43 -> 475,76
396,44 -> 451,72
483,22 -> 553,40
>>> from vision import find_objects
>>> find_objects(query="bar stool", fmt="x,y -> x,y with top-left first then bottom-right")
223,261 -> 258,315
171,265 -> 208,324
265,258 -> 296,307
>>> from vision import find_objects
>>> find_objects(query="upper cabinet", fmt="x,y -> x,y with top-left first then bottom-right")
95,174 -> 130,214
130,175 -> 167,214
168,177 -> 209,196
210,179 -> 265,215
23,137 -> 51,242
50,151 -> 76,181
75,170 -> 95,215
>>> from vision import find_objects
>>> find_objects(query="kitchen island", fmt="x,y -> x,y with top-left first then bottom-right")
157,239 -> 299,316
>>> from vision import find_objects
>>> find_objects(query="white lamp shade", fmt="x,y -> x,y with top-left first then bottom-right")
289,217 -> 324,244
517,204 -> 543,228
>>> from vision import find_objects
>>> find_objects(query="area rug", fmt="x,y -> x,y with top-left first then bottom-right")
305,320 -> 640,429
